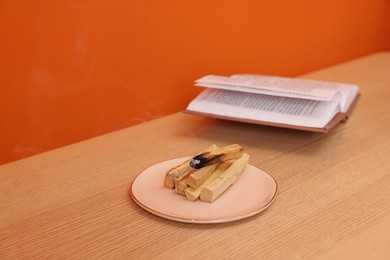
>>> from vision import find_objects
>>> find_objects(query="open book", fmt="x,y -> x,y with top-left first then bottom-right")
185,74 -> 359,133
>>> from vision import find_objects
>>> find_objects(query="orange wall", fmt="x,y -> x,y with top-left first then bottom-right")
1,0 -> 390,164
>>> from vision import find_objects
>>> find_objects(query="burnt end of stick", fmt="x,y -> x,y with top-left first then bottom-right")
189,154 -> 206,169
190,153 -> 221,169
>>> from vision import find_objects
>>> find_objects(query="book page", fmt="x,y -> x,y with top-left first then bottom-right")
187,89 -> 340,128
196,74 -> 357,104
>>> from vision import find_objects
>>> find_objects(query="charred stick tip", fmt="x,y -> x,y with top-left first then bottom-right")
190,153 -> 220,169
189,155 -> 204,169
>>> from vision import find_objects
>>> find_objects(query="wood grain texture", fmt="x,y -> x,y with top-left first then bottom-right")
1,52 -> 390,259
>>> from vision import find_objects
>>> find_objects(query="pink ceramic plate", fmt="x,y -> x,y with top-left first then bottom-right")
130,157 -> 277,223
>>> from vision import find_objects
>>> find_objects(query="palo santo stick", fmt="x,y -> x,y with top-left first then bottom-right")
164,159 -> 190,188
176,163 -> 218,194
185,162 -> 232,201
200,153 -> 249,203
186,163 -> 218,189
186,163 -> 219,189
189,144 -> 243,169
219,144 -> 244,161
175,175 -> 190,195
164,144 -> 219,188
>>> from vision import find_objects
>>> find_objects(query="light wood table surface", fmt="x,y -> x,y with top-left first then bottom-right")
1,52 -> 390,259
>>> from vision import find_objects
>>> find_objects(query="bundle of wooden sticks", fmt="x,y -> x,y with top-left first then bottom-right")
164,144 -> 249,203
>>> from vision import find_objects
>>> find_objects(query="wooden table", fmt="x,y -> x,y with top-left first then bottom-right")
1,52 -> 390,259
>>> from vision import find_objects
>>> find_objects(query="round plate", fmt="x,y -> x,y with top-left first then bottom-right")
130,157 -> 277,224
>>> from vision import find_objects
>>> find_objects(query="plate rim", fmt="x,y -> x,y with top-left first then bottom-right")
130,157 -> 278,224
